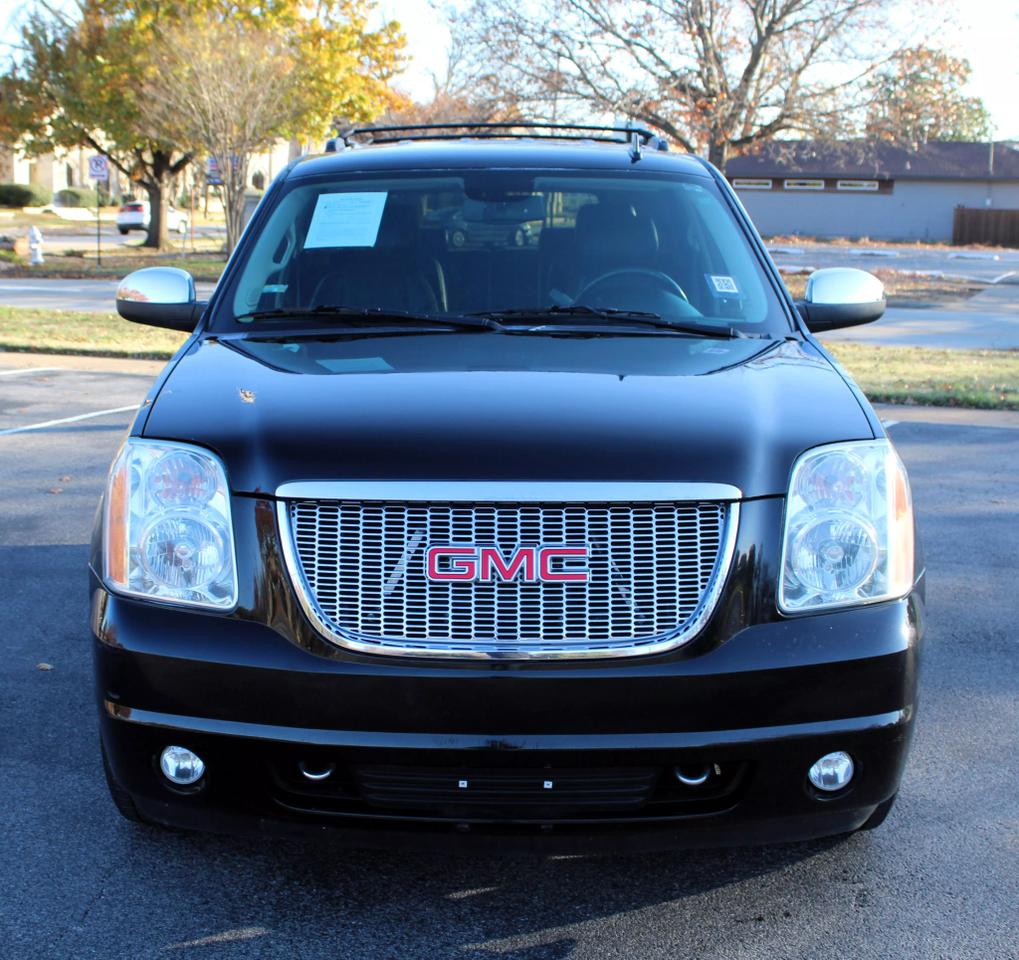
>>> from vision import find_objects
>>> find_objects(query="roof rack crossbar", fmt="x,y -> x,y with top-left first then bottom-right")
326,121 -> 669,153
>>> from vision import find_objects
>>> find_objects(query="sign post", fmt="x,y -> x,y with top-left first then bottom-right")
88,155 -> 109,266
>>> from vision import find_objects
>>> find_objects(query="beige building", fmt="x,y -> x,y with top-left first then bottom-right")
0,143 -> 128,198
1,138 -> 303,203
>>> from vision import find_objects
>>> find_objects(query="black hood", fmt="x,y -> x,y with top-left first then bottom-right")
141,332 -> 874,498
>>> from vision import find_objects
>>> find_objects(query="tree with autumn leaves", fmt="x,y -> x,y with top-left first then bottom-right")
0,1 -> 404,249
866,47 -> 992,146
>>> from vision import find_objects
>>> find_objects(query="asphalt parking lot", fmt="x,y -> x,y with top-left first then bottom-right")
1,359 -> 1017,960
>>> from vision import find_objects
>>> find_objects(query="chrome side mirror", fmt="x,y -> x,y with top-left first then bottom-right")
796,267 -> 886,333
115,267 -> 206,331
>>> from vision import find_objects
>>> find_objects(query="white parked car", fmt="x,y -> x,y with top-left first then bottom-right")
117,199 -> 189,235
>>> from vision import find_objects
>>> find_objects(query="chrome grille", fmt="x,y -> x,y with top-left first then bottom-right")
282,499 -> 734,658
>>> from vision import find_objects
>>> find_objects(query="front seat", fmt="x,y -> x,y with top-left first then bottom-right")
572,201 -> 660,294
310,201 -> 444,312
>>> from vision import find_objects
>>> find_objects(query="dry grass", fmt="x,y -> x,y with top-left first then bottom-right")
765,234 -> 1013,253
0,308 -> 187,359
780,269 -> 984,305
1,250 -> 227,282
829,343 -> 1019,410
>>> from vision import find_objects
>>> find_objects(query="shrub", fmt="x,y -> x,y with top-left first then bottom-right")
54,186 -> 99,208
0,182 -> 53,207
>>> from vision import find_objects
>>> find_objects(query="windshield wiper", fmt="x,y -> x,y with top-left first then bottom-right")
235,305 -> 503,331
469,304 -> 745,339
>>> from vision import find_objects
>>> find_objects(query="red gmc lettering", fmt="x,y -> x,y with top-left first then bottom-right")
426,545 -> 477,581
539,547 -> 590,582
479,546 -> 535,582
426,545 -> 590,583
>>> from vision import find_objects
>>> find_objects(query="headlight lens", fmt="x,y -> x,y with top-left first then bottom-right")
780,439 -> 913,613
104,439 -> 237,609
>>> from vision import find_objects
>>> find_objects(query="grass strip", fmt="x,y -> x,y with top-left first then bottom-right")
781,270 -> 985,305
0,251 -> 227,282
1,308 -> 1016,410
827,343 -> 1019,410
0,308 -> 187,360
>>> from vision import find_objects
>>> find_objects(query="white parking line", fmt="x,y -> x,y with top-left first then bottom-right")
0,404 -> 138,437
0,367 -> 64,377
882,420 -> 900,429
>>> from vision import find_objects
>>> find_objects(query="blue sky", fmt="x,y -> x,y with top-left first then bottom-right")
4,0 -> 1018,138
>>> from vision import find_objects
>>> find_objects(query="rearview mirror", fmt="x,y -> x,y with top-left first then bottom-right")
795,268 -> 885,333
116,267 -> 206,331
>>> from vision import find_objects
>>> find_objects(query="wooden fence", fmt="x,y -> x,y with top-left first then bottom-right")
952,207 -> 1019,247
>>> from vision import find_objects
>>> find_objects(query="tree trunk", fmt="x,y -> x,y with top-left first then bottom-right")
141,151 -> 174,250
223,154 -> 249,255
707,138 -> 729,172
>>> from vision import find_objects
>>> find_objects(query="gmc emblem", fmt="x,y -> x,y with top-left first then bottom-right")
425,545 -> 590,584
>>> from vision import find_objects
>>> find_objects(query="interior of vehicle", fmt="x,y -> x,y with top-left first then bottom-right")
226,172 -> 779,330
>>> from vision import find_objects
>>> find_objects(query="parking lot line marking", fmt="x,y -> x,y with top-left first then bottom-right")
0,404 -> 137,436
883,420 -> 900,428
0,367 -> 63,377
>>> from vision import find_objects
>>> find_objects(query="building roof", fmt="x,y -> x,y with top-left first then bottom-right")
726,140 -> 1019,182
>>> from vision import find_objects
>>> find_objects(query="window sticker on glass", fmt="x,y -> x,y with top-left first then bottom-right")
304,192 -> 388,249
706,274 -> 739,296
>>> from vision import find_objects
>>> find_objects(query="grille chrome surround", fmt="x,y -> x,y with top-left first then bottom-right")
277,484 -> 739,660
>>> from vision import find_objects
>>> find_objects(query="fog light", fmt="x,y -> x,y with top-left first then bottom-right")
808,751 -> 854,792
159,745 -> 205,785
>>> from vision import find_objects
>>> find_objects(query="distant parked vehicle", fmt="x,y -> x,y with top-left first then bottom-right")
117,199 -> 188,236
424,197 -> 543,249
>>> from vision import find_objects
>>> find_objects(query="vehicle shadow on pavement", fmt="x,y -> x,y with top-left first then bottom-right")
111,823 -> 856,957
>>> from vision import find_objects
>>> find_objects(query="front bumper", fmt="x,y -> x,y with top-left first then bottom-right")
93,575 -> 922,852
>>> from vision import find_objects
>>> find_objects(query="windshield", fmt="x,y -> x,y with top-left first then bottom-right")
214,169 -> 789,334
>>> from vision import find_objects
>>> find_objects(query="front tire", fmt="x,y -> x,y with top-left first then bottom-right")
117,227 -> 129,235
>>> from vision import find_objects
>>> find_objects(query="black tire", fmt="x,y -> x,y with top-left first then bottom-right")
118,227 -> 129,235
858,792 -> 897,831
101,741 -> 144,824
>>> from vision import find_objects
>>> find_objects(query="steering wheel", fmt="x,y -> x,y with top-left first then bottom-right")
574,267 -> 688,305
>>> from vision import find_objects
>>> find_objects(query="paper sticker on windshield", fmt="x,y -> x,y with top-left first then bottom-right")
706,274 -> 739,295
304,192 -> 388,249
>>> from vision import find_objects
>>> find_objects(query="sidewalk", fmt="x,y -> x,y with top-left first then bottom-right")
820,285 -> 1019,350
0,349 -> 166,376
874,402 -> 1019,430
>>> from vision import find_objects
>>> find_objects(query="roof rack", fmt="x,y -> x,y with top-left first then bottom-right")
324,122 -> 669,159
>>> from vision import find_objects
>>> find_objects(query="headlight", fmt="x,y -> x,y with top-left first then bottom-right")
104,439 -> 237,610
779,439 -> 913,613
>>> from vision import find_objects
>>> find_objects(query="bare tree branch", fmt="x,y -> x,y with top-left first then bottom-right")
449,0 -> 950,168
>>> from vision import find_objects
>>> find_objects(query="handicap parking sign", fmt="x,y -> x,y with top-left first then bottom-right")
88,155 -> 109,181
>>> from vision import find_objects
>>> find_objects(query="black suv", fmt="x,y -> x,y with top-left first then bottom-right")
94,124 -> 922,851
